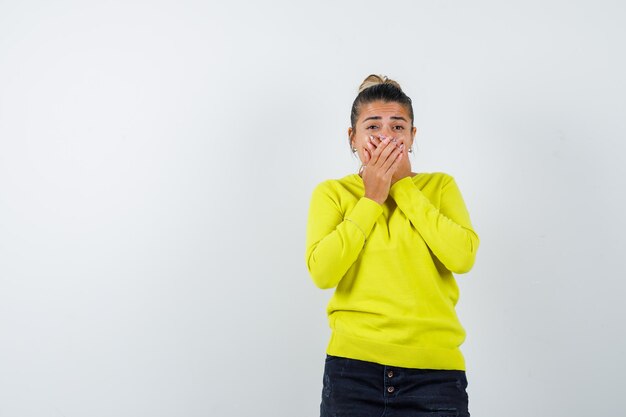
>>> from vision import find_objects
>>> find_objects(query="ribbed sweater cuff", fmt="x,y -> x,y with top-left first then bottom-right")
344,197 -> 383,240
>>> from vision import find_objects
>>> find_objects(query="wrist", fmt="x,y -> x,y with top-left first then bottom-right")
364,192 -> 385,205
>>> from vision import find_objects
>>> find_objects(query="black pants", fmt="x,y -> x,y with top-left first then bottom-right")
321,355 -> 470,417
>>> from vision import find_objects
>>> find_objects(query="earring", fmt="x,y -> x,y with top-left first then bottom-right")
352,147 -> 357,153
408,147 -> 413,153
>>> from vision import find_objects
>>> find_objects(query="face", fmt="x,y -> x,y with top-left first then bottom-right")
348,100 -> 417,164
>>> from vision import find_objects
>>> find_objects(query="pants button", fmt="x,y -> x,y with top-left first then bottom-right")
387,386 -> 395,393
387,370 -> 394,378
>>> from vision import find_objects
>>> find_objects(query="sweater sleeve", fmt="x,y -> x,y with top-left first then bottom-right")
388,175 -> 479,274
305,182 -> 383,289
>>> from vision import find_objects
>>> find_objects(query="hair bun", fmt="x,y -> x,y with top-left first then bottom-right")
358,74 -> 403,94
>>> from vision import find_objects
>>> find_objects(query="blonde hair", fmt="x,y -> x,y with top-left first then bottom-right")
358,74 -> 403,94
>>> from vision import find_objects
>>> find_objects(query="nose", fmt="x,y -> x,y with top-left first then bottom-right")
381,125 -> 394,137
380,127 -> 404,146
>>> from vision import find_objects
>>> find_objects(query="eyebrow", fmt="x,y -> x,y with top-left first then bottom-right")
362,116 -> 408,122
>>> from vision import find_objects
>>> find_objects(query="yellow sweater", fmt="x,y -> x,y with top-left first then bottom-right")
305,172 -> 479,370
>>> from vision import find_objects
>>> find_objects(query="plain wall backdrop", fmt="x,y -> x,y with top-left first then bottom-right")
1,1 -> 625,416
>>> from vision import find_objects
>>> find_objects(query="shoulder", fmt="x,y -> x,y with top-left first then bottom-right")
415,171 -> 453,179
312,174 -> 360,195
412,171 -> 456,186
308,175 -> 360,213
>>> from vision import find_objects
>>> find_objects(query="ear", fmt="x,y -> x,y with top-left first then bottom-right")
348,127 -> 355,148
409,126 -> 417,148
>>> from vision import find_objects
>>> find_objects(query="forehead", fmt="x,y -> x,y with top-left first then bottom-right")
358,101 -> 410,121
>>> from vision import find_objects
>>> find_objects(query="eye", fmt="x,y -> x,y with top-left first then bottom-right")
394,126 -> 405,130
366,125 -> 379,130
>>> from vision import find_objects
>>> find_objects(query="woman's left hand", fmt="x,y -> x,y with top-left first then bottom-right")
368,135 -> 412,183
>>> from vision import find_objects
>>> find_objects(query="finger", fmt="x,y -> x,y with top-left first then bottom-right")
374,140 -> 400,167
389,152 -> 403,174
380,145 -> 403,172
382,151 -> 403,178
366,141 -> 376,161
392,149 -> 404,168
395,143 -> 406,158
367,137 -> 378,155
366,139 -> 381,165
363,147 -> 371,164
369,137 -> 392,165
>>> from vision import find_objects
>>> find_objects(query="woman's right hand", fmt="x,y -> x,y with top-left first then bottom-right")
361,136 -> 404,205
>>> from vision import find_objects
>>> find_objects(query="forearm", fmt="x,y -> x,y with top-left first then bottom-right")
389,176 -> 479,273
306,196 -> 382,289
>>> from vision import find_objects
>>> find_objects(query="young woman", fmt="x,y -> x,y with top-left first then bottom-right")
305,75 -> 479,417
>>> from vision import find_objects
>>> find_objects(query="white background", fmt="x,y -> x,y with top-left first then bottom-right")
1,1 -> 625,416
